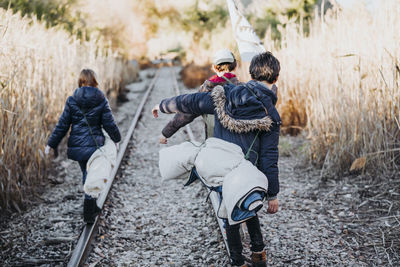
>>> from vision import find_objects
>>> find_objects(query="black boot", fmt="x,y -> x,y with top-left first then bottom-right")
232,263 -> 250,267
83,198 -> 101,224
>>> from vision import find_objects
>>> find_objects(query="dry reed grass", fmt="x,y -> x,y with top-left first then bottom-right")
260,1 -> 400,173
0,10 -> 137,211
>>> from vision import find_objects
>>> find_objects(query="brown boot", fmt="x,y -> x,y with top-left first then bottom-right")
251,250 -> 267,267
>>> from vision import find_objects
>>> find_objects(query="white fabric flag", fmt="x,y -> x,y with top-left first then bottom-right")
226,0 -> 266,62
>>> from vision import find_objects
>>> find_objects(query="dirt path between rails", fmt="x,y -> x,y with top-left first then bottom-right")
1,66 -> 398,267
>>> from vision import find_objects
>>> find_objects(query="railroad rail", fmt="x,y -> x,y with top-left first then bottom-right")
67,69 -> 160,267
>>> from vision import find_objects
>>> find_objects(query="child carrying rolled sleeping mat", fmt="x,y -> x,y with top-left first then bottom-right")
153,52 -> 281,267
45,69 -> 121,223
158,49 -> 240,144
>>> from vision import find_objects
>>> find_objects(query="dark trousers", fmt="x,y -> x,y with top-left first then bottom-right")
78,160 -> 92,200
226,215 -> 265,265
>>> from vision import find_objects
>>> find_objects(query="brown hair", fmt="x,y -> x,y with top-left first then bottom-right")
213,60 -> 237,73
78,69 -> 98,88
249,52 -> 280,83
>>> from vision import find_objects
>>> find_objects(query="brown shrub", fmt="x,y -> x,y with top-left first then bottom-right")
139,58 -> 155,69
180,63 -> 213,88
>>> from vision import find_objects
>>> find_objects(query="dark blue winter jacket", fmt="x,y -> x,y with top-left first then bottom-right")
159,80 -> 281,198
48,86 -> 121,162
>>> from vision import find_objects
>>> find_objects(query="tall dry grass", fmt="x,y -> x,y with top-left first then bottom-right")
0,9 -> 137,211
262,1 -> 400,173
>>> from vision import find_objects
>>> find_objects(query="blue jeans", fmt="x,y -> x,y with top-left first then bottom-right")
78,160 -> 92,200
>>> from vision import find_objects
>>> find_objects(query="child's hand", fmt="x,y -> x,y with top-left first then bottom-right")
45,145 -> 51,155
159,135 -> 167,144
152,104 -> 160,118
267,198 -> 279,214
45,145 -> 58,158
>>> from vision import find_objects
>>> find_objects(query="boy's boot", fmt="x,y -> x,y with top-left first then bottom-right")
251,250 -> 267,267
83,198 -> 101,224
230,256 -> 252,267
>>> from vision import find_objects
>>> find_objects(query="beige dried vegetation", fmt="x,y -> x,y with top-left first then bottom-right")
265,1 -> 400,173
0,10 -> 137,210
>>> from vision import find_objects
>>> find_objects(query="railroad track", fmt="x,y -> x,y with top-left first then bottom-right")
68,66 -> 231,266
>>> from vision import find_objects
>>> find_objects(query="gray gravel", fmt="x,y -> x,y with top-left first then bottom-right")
1,66 -> 398,267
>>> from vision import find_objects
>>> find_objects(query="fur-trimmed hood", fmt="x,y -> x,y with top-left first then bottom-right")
211,84 -> 275,133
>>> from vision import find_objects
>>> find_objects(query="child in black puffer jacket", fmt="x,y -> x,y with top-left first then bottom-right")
153,52 -> 281,267
45,69 -> 121,223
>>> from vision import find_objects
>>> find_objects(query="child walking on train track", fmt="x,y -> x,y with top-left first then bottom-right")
159,48 -> 240,144
153,52 -> 281,267
45,69 -> 121,223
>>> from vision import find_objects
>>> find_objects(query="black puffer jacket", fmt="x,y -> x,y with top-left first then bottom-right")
48,86 -> 121,162
159,80 -> 281,198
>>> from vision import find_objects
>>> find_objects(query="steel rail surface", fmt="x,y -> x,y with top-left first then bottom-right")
170,68 -> 230,257
67,69 -> 160,267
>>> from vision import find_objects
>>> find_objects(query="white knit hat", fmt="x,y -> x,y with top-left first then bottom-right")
213,49 -> 235,65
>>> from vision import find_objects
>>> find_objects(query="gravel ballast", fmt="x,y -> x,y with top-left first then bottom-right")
1,66 -> 398,266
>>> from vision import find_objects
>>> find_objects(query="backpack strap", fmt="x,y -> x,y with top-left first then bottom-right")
245,83 -> 269,115
245,130 -> 260,161
243,84 -> 271,165
220,74 -> 234,85
72,97 -> 101,150
81,110 -> 101,150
